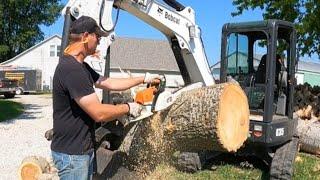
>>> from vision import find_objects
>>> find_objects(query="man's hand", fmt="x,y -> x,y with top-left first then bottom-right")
118,102 -> 143,126
144,72 -> 161,84
127,102 -> 143,118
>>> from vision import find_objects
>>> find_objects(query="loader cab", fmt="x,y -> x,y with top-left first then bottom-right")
220,20 -> 297,146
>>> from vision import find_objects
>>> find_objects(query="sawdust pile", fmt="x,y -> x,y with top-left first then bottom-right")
123,110 -> 177,176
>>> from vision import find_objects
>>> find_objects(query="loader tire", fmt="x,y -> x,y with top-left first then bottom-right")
175,152 -> 202,173
269,137 -> 299,180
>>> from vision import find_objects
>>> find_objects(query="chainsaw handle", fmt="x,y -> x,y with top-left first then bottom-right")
151,75 -> 166,112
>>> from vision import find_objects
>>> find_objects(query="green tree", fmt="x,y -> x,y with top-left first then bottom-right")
232,0 -> 320,59
0,0 -> 63,62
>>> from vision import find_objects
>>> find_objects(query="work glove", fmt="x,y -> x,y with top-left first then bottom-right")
118,102 -> 143,126
144,72 -> 161,84
127,102 -> 143,118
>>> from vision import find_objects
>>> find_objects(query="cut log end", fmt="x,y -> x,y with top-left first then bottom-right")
18,162 -> 42,180
217,83 -> 250,152
18,156 -> 50,180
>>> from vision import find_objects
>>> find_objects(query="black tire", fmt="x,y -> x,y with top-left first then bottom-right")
175,152 -> 202,173
4,93 -> 15,98
16,87 -> 24,95
269,137 -> 299,180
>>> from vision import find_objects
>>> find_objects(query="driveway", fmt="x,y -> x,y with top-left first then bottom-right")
0,94 -> 53,179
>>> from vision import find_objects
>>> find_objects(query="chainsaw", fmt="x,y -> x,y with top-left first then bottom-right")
130,76 -> 204,122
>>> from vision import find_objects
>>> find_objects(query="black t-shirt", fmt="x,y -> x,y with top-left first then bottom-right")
51,55 -> 100,155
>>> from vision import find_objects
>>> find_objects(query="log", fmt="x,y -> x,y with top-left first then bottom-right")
161,82 -> 249,152
119,82 -> 249,173
297,118 -> 320,155
18,156 -> 50,180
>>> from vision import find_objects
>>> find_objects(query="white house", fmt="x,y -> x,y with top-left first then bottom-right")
1,35 -> 184,96
1,35 -> 61,90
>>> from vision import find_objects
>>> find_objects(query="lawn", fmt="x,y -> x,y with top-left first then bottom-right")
0,99 -> 23,122
146,152 -> 320,180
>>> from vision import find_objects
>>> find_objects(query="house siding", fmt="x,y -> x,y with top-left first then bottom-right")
301,71 -> 320,86
1,36 -> 61,90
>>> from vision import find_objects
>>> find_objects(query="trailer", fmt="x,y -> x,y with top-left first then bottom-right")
0,68 -> 42,94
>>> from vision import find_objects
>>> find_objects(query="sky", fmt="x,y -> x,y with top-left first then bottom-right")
40,0 -> 316,66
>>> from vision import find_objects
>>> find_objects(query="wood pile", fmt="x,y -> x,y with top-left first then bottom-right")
294,83 -> 320,120
294,83 -> 320,155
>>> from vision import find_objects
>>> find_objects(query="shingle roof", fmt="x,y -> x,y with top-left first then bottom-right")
110,37 -> 179,71
297,60 -> 320,72
1,35 -> 180,72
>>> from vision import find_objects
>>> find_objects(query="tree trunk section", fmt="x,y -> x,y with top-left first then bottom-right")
120,82 -> 249,173
18,156 -> 50,180
297,118 -> 320,155
162,82 -> 249,152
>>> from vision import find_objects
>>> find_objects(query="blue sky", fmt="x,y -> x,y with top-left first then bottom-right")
41,1 -> 316,65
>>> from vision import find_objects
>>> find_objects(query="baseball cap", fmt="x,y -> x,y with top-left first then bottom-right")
70,16 -> 109,37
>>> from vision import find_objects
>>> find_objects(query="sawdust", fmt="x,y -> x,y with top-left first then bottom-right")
313,163 -> 320,172
125,111 -> 176,177
295,156 -> 303,163
164,119 -> 176,134
144,164 -> 175,180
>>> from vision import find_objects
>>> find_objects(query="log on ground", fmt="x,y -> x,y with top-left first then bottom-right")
297,118 -> 320,155
18,156 -> 50,180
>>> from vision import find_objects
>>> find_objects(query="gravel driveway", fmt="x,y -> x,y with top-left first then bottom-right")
0,94 -> 53,180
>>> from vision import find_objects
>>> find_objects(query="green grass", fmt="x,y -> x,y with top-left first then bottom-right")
0,100 -> 24,122
146,153 -> 320,180
294,153 -> 320,180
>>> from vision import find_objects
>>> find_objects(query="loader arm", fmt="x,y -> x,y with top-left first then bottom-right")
62,0 -> 214,86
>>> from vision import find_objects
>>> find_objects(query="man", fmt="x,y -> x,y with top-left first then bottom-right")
255,54 -> 282,84
51,16 -> 160,180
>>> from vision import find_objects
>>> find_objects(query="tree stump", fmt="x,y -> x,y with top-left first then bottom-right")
18,156 -> 50,180
120,82 -> 250,173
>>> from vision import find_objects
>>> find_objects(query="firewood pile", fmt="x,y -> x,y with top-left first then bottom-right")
294,83 -> 320,155
294,83 -> 320,120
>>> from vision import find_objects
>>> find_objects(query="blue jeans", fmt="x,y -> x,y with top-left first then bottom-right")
52,150 -> 94,180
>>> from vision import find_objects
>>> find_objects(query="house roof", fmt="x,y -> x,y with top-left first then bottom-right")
1,35 -> 180,72
1,34 -> 61,65
297,60 -> 320,73
109,37 -> 179,71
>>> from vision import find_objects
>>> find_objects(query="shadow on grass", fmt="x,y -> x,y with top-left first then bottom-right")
203,153 -> 270,179
0,102 -> 43,124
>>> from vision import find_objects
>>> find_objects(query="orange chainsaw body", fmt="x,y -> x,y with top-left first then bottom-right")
135,87 -> 157,105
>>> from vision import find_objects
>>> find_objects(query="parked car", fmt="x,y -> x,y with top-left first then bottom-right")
0,78 -> 17,98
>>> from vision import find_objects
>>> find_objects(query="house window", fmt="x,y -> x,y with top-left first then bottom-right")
50,44 -> 61,57
50,45 -> 55,57
56,45 -> 61,57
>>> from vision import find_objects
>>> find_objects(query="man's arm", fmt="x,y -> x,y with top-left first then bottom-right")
75,92 -> 129,122
94,76 -> 144,91
94,73 -> 161,91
